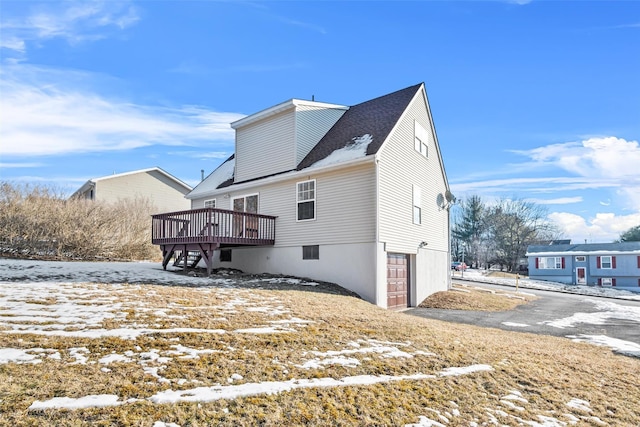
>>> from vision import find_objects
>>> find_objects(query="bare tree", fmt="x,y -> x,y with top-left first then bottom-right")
485,198 -> 558,272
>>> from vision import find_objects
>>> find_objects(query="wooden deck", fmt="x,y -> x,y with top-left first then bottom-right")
152,207 -> 276,274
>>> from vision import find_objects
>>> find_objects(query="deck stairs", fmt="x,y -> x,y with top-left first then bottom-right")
173,251 -> 202,269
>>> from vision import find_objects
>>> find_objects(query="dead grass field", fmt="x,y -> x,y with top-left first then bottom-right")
419,284 -> 538,311
1,278 -> 639,426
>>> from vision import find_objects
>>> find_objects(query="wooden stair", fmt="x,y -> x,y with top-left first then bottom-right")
173,251 -> 202,269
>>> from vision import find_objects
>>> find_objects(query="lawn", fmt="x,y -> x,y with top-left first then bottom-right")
1,264 -> 639,426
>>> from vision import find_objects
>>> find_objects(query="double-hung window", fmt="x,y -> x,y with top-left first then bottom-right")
297,180 -> 316,221
600,256 -> 612,269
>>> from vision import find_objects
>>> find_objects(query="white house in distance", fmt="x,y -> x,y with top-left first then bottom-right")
152,83 -> 454,309
72,167 -> 192,214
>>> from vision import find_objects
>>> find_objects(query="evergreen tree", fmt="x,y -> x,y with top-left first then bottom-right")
452,195 -> 486,268
619,225 -> 640,242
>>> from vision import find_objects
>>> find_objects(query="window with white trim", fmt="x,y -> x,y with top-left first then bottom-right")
297,180 -> 316,221
601,256 -> 612,269
204,199 -> 216,208
539,257 -> 562,269
575,256 -> 586,262
601,278 -> 613,286
413,185 -> 421,225
414,121 -> 429,158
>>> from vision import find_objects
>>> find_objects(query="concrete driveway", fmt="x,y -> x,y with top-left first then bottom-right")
407,281 -> 640,357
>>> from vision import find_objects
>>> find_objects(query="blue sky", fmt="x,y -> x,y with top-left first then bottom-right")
1,0 -> 639,244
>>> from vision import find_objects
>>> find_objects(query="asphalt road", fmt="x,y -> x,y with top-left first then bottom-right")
407,280 -> 640,346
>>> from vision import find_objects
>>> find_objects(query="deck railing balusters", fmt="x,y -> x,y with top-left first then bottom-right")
152,207 -> 275,246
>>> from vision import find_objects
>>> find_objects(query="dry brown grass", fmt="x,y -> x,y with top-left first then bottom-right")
419,284 -> 537,311
0,182 -> 160,261
1,280 -> 639,426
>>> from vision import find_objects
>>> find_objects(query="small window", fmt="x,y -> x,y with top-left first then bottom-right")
601,278 -> 612,287
415,136 -> 428,157
204,199 -> 216,208
414,121 -> 429,158
575,256 -> 586,262
601,256 -> 612,269
220,249 -> 232,262
413,185 -> 421,225
297,180 -> 316,221
302,245 -> 319,260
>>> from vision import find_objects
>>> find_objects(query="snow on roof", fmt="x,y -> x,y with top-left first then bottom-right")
309,134 -> 373,169
188,156 -> 235,198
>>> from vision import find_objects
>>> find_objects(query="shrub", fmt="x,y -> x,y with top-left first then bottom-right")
0,182 -> 160,261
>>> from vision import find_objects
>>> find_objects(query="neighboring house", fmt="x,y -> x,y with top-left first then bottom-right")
152,83 -> 453,309
526,242 -> 640,290
72,167 -> 192,214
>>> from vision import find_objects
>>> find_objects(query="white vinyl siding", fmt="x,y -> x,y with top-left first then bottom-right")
414,120 -> 429,158
196,163 -> 375,246
235,109 -> 296,182
295,105 -> 347,164
378,90 -> 448,253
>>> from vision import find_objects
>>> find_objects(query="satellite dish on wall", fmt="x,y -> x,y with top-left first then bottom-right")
445,190 -> 456,204
436,193 -> 445,209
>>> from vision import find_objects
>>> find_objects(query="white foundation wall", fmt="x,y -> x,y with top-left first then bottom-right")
212,242 -> 378,304
414,248 -> 450,304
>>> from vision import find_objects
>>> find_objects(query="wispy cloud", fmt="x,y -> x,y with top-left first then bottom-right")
168,151 -> 232,160
0,162 -> 45,169
0,64 -> 244,157
451,176 -> 621,195
525,197 -> 583,205
1,0 -> 139,57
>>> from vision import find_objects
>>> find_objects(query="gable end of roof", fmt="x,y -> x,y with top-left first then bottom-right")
296,83 -> 423,170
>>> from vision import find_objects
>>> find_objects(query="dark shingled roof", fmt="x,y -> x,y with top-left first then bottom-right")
296,83 -> 423,170
527,242 -> 640,254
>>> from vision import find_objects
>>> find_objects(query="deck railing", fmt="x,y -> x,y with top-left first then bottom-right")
152,207 -> 276,246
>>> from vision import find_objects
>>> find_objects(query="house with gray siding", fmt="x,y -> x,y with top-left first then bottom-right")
526,242 -> 640,291
152,83 -> 453,309
72,167 -> 192,214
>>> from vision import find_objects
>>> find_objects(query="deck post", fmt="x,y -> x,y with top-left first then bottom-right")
183,244 -> 188,274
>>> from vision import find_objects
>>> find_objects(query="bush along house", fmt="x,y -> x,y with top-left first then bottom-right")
152,83 -> 454,309
526,242 -> 640,291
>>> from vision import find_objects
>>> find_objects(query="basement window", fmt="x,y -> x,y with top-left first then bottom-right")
302,245 -> 319,260
220,249 -> 232,262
